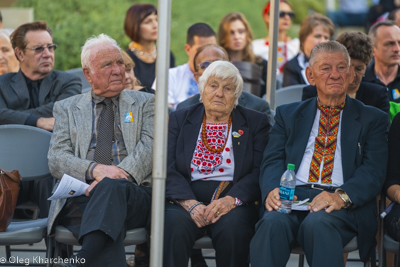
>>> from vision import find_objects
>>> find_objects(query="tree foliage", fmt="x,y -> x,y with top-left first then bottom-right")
14,0 -> 324,70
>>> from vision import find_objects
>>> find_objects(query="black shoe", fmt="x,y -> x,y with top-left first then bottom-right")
53,255 -> 85,267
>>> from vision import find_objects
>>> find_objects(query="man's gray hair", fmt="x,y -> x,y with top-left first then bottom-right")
369,20 -> 398,47
309,41 -> 350,67
198,61 -> 243,106
81,34 -> 120,71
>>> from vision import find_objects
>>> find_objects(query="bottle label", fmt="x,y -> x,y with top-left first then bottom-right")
279,186 -> 295,200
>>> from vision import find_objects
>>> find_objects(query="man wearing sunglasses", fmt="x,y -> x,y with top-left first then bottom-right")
0,20 -> 81,132
0,21 -> 81,220
152,23 -> 216,109
176,44 -> 274,126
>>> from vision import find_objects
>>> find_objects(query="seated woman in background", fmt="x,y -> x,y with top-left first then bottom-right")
302,32 -> 390,114
124,3 -> 175,88
163,61 -> 270,267
121,50 -> 155,94
218,12 -> 268,97
0,29 -> 19,75
282,13 -> 334,87
252,0 -> 299,82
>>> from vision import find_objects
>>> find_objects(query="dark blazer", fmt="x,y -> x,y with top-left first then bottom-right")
259,96 -> 389,261
282,53 -> 307,87
0,70 -> 82,125
176,91 -> 275,126
301,82 -> 390,114
167,103 -> 271,203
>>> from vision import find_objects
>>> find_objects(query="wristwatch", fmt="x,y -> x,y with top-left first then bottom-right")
335,188 -> 353,209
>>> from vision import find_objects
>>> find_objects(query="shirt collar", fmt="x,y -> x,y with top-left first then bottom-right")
91,90 -> 120,106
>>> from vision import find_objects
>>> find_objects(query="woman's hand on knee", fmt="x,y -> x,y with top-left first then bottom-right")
204,196 -> 235,224
190,204 -> 209,228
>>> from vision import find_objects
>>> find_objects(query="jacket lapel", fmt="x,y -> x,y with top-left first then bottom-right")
10,71 -> 30,109
73,91 -> 93,158
291,98 -> 317,170
38,71 -> 54,104
183,105 -> 203,176
232,108 -> 248,182
119,90 -> 136,152
341,97 -> 361,181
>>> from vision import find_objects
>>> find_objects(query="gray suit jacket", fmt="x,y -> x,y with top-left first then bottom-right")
0,70 -> 82,125
47,89 -> 154,234
176,91 -> 275,126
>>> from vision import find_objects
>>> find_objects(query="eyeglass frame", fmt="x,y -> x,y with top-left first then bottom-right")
197,60 -> 220,71
278,11 -> 295,19
25,44 -> 58,54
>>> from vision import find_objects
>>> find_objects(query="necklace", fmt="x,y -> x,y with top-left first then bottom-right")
129,41 -> 157,60
201,114 -> 232,153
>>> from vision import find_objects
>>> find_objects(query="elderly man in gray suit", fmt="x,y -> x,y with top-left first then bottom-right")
0,20 -> 81,219
49,34 -> 154,267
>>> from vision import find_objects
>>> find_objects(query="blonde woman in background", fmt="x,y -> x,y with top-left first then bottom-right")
121,50 -> 154,94
218,12 -> 268,96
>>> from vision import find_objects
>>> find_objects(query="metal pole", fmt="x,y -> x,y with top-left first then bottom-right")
266,0 -> 279,110
150,0 -> 171,266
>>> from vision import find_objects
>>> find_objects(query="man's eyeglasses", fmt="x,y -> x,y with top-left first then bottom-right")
279,11 -> 295,19
26,44 -> 58,54
198,60 -> 219,70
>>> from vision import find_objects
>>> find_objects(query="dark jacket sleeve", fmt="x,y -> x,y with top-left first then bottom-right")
166,111 -> 197,200
384,112 -> 400,194
282,56 -> 303,87
226,113 -> 270,203
376,85 -> 390,115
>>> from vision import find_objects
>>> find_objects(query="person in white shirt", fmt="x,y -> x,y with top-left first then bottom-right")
152,23 -> 216,109
252,0 -> 299,82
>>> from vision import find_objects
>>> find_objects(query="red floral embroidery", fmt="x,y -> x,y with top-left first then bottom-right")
192,123 -> 228,174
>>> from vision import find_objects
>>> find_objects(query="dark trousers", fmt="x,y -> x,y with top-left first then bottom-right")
384,202 -> 400,241
17,176 -> 53,218
57,178 -> 151,267
163,181 -> 259,267
250,187 -> 358,267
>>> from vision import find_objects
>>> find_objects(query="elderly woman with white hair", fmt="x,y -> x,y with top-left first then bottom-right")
0,29 -> 19,75
163,61 -> 271,267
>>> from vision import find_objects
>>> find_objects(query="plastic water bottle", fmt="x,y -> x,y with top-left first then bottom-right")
278,163 -> 296,214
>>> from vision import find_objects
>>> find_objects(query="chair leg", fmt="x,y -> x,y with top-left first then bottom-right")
5,245 -> 11,259
46,236 -> 54,267
67,245 -> 74,257
298,254 -> 305,267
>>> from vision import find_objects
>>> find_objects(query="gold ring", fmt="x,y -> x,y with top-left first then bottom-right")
325,201 -> 330,205
214,211 -> 220,218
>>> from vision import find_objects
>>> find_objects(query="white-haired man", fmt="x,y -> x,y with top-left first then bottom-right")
251,41 -> 388,266
49,34 -> 154,267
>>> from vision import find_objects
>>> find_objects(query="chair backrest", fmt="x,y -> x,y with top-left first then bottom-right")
0,125 -> 52,180
66,68 -> 91,90
233,61 -> 262,97
275,84 -> 304,107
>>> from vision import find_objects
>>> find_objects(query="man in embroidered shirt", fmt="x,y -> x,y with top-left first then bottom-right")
49,34 -> 154,267
364,20 -> 400,103
152,23 -> 216,108
251,41 -> 388,267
